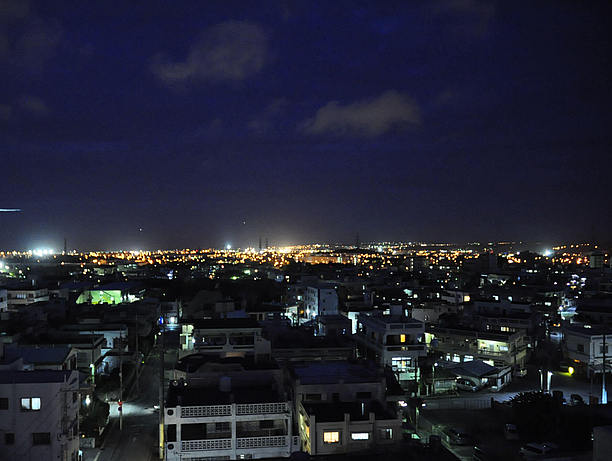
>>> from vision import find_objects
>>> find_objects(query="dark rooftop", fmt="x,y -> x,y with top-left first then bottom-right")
0,369 -> 76,384
291,360 -> 382,385
184,318 -> 261,330
166,383 -> 282,407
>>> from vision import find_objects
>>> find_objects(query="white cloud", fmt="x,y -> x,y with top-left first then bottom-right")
152,21 -> 268,85
300,90 -> 420,137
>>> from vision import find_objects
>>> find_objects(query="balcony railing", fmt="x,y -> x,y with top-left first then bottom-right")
181,405 -> 232,418
181,438 -> 232,451
236,402 -> 288,415
237,435 -> 288,449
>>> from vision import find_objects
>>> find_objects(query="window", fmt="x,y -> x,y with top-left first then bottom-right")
0,398 -> 8,410
72,392 -> 78,403
464,355 -> 474,362
351,432 -> 369,440
499,345 -> 509,352
214,422 -> 230,432
356,391 -> 371,399
5,433 -> 14,445
400,334 -> 406,343
577,344 -> 584,353
323,431 -> 340,443
379,428 -> 393,440
32,433 -> 51,445
260,420 -> 274,429
305,393 -> 321,401
167,424 -> 176,442
600,345 -> 609,354
21,397 -> 41,411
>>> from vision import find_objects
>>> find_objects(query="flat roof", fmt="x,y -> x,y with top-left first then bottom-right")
302,400 -> 395,422
2,344 -> 73,365
291,360 -> 382,385
185,318 -> 261,330
166,383 -> 282,407
0,370 -> 75,384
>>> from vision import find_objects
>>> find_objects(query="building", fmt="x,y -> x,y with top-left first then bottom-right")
0,288 -> 7,313
426,326 -> 529,372
179,318 -> 271,360
7,286 -> 49,307
289,360 -> 402,456
0,369 -> 80,461
564,324 -> 612,376
354,311 -> 426,388
164,377 -> 296,460
304,285 -> 338,320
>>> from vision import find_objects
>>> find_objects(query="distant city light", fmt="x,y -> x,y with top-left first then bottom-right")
31,248 -> 55,257
543,249 -> 553,257
225,243 -> 232,250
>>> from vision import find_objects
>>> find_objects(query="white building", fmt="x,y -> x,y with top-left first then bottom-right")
564,325 -> 612,376
0,288 -> 7,313
0,369 -> 80,461
7,287 -> 49,306
304,285 -> 338,320
164,378 -> 297,460
354,312 -> 426,387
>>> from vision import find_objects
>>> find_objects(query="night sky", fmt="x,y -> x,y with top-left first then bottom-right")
1,0 -> 611,250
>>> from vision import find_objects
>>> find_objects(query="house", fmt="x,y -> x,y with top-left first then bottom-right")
564,324 -> 612,376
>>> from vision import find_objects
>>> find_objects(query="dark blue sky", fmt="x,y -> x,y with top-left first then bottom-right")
1,0 -> 611,250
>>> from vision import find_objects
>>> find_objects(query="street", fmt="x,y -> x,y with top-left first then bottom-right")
82,350 -> 161,461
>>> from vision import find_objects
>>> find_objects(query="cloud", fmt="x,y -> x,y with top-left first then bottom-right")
152,21 -> 268,85
19,95 -> 49,116
247,98 -> 288,134
300,91 -> 420,137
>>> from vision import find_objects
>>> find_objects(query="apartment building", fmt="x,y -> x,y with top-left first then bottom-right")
164,378 -> 296,460
426,325 -> 529,371
0,369 -> 80,461
564,324 -> 612,376
354,311 -> 426,387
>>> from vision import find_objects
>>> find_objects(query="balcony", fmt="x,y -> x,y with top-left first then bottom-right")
181,438 -> 232,451
179,436 -> 289,452
236,402 -> 288,415
180,405 -> 232,418
237,435 -> 288,449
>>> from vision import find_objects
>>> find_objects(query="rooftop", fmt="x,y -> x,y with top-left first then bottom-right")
302,400 -> 396,422
184,318 -> 261,330
291,360 -> 382,385
166,383 -> 283,407
0,369 -> 76,384
2,344 -> 73,365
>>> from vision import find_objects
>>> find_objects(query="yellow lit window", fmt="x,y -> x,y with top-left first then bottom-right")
400,334 -> 406,343
324,431 -> 340,443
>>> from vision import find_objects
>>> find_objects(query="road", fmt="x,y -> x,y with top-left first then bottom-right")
82,349 -> 161,461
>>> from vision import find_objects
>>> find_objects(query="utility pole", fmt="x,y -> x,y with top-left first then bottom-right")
158,318 -> 165,459
119,329 -> 123,431
602,333 -> 608,404
135,312 -> 140,394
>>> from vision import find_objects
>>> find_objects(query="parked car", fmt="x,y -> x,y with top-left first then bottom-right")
504,423 -> 519,440
570,394 -> 585,406
445,428 -> 473,446
456,378 -> 480,392
519,442 -> 558,458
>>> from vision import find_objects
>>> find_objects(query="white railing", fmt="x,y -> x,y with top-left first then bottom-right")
236,402 -> 288,415
181,405 -> 232,418
236,435 -> 288,449
181,438 -> 232,451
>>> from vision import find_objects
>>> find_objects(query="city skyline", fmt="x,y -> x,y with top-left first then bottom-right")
1,1 -> 611,248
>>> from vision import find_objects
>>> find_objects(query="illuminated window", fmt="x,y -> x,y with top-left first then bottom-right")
463,295 -> 470,303
400,334 -> 406,343
351,432 -> 369,440
20,397 -> 41,411
323,431 -> 340,443
464,355 -> 474,362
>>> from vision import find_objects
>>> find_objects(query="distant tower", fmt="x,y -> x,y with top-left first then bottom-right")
63,238 -> 67,255
355,232 -> 360,249
265,238 -> 269,250
258,236 -> 262,251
